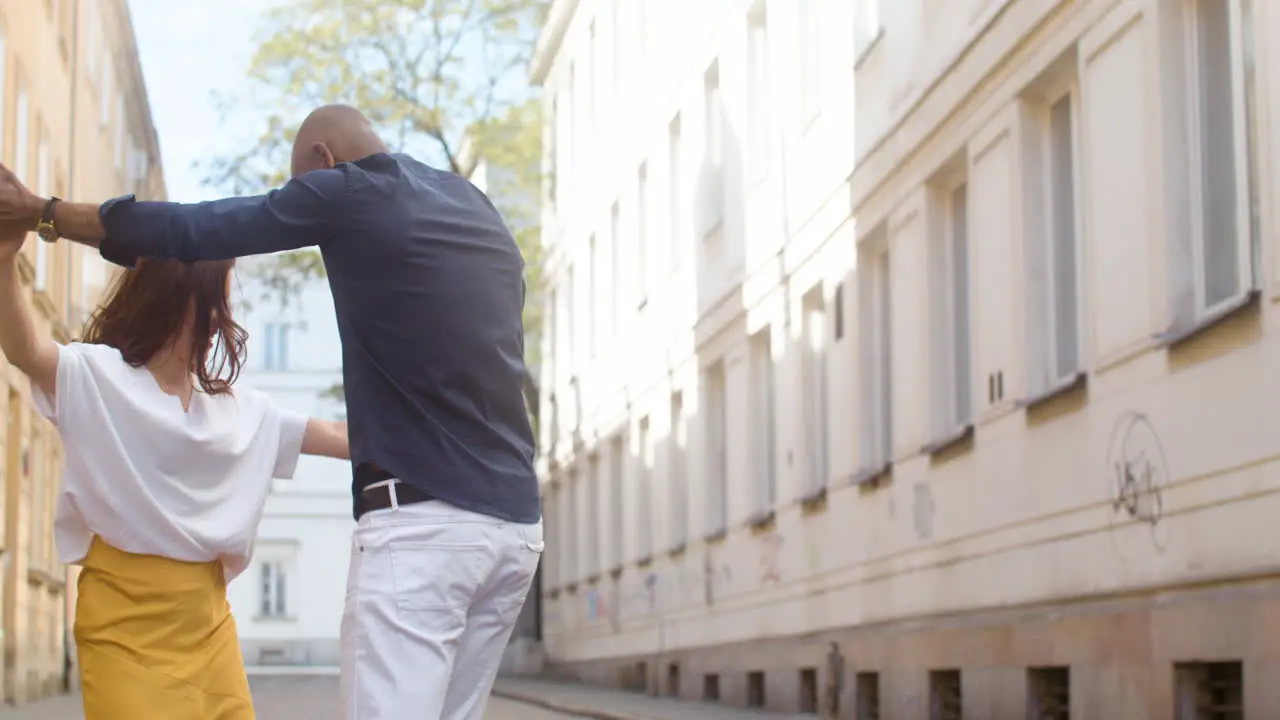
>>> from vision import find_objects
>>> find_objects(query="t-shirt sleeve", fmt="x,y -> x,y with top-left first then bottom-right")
30,343 -> 90,427
271,405 -> 309,479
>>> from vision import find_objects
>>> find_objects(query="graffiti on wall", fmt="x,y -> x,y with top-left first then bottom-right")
1105,411 -> 1171,555
758,531 -> 784,585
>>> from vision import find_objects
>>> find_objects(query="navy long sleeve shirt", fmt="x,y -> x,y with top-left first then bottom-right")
97,153 -> 541,523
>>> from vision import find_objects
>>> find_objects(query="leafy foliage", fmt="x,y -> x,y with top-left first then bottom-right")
203,0 -> 550,407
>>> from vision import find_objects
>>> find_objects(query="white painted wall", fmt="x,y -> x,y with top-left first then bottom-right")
227,270 -> 353,667
533,0 -> 1280,666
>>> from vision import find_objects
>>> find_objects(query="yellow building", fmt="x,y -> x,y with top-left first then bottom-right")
0,0 -> 165,705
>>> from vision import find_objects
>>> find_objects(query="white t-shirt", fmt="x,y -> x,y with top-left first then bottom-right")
32,342 -> 307,581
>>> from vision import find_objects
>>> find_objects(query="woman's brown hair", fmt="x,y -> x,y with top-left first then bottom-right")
81,258 -> 247,395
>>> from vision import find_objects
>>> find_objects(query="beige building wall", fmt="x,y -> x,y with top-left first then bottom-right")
533,0 -> 1280,715
0,0 -> 164,705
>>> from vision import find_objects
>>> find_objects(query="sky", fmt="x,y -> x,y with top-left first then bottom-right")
127,0 -> 273,203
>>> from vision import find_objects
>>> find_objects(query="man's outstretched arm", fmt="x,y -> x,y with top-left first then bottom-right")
50,168 -> 349,267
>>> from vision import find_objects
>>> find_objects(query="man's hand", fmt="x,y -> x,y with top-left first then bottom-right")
0,163 -> 44,229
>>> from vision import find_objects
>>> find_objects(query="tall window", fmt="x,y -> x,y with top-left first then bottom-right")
587,234 -> 598,355
609,434 -> 625,569
929,182 -> 972,438
114,96 -> 125,172
1028,90 -> 1081,394
855,0 -> 884,60
668,114 -> 682,270
749,327 -> 776,513
1172,0 -> 1257,325
636,164 -> 649,304
35,130 -> 49,291
14,82 -> 29,183
799,0 -> 823,119
609,203 -> 621,331
260,562 -> 287,618
746,4 -> 769,178
801,288 -> 829,494
586,453 -> 600,576
566,468 -> 580,582
566,264 -> 577,364
703,61 -> 724,234
587,21 -> 597,124
705,362 -> 728,533
262,323 -> 291,371
636,416 -> 652,559
858,238 -> 892,471
100,58 -> 112,126
547,96 -> 559,207
668,391 -> 687,548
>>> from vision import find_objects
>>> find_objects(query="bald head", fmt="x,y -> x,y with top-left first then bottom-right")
290,104 -> 388,178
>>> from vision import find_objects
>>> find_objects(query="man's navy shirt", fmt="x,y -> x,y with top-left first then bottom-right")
97,153 -> 541,524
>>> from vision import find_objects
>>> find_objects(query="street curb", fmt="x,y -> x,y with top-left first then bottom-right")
491,689 -> 648,720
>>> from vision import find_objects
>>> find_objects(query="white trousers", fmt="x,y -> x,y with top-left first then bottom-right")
339,490 -> 543,719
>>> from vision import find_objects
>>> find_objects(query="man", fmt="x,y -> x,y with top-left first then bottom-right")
0,105 -> 543,720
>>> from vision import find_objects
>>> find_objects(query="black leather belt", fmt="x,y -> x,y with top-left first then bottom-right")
357,482 -> 435,519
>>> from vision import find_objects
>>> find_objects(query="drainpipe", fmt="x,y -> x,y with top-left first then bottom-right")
62,0 -> 80,695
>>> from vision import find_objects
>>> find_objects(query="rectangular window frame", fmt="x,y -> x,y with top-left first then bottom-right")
926,177 -> 973,445
857,234 -> 892,477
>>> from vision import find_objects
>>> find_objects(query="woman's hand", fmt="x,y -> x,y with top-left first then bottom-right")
0,222 -> 27,263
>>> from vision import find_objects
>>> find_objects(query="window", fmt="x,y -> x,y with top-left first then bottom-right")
587,234 -> 598,355
799,668 -> 819,714
703,674 -> 720,702
928,181 -> 972,440
34,130 -> 49,292
585,453 -> 600,576
100,58 -> 112,126
1168,0 -> 1258,328
929,669 -> 962,720
704,362 -> 728,534
667,663 -> 681,697
747,671 -> 766,709
636,416 -> 652,559
668,391 -> 687,548
636,164 -> 649,304
1028,666 -> 1071,720
1175,661 -> 1242,720
855,0 -> 884,61
259,561 -> 287,618
702,62 -> 724,234
668,114 -> 682,269
856,672 -> 880,720
834,282 -> 846,340
587,21 -> 597,124
746,4 -> 769,177
114,96 -> 125,171
566,264 -> 577,363
799,0 -> 823,119
547,96 -> 558,206
1027,90 -> 1081,395
14,81 -> 29,183
801,288 -> 829,494
858,237 -> 892,473
558,471 -> 576,584
565,467 -> 579,582
262,323 -> 291,371
567,63 -> 576,180
83,1 -> 98,76
749,327 -> 776,514
609,202 -> 620,331
609,433 -> 625,569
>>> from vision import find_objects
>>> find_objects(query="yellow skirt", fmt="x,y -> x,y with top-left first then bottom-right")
75,538 -> 254,720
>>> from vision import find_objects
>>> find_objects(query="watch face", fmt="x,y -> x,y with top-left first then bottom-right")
36,225 -> 56,243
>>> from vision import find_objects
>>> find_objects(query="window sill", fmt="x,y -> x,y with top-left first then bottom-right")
854,28 -> 885,71
704,528 -> 727,544
1017,372 -> 1087,413
747,510 -> 776,533
1154,289 -> 1259,349
850,463 -> 892,489
668,542 -> 687,558
799,486 -> 828,515
921,424 -> 974,459
253,615 -> 298,623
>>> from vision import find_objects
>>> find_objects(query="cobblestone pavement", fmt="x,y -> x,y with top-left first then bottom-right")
0,676 -> 573,719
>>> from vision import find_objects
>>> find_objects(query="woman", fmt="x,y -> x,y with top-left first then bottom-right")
0,231 -> 348,719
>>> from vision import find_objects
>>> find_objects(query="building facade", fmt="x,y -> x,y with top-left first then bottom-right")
0,0 -> 164,704
532,0 -> 1280,715
227,273 -> 353,668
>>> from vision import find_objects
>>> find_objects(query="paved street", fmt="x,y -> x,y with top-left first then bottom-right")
0,676 -> 580,720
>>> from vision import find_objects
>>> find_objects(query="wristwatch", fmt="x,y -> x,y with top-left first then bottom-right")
35,197 -> 61,243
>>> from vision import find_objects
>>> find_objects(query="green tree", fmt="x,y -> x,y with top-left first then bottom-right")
204,0 -> 549,416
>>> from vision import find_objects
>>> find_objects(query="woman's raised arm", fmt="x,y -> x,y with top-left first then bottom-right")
0,232 -> 59,398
